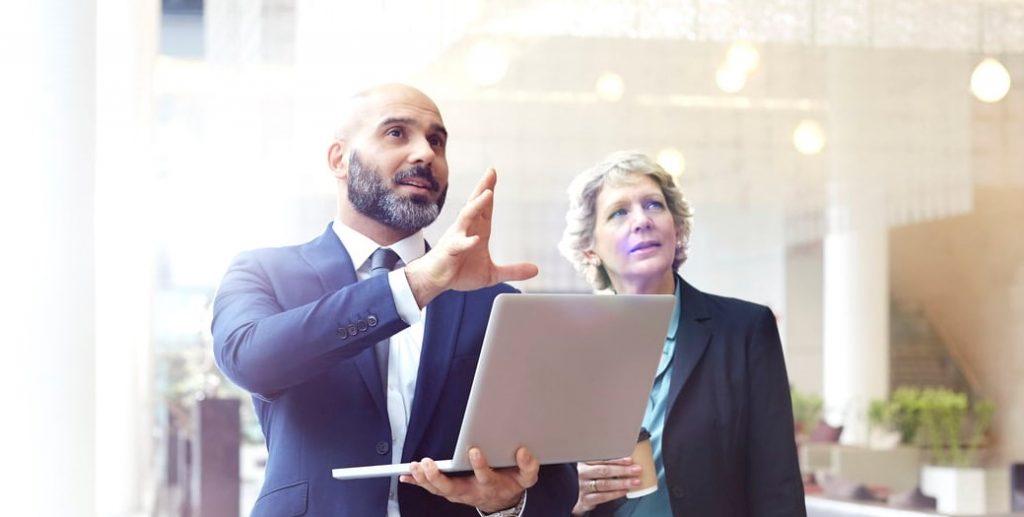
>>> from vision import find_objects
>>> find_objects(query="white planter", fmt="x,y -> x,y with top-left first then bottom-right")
919,464 -> 1010,515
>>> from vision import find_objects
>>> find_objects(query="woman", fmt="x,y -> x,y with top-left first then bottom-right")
559,151 -> 806,516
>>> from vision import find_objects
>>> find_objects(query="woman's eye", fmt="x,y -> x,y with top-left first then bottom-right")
645,200 -> 665,210
609,208 -> 627,219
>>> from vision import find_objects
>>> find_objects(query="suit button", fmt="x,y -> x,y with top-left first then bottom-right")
357,320 -> 368,332
347,324 -> 357,337
367,315 -> 378,327
671,486 -> 686,499
376,441 -> 390,455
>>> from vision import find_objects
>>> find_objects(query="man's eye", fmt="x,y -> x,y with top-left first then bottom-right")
386,128 -> 403,138
429,136 -> 445,147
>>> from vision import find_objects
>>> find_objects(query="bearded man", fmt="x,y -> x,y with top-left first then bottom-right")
212,84 -> 577,517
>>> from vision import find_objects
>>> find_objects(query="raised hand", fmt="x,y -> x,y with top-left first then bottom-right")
404,168 -> 538,307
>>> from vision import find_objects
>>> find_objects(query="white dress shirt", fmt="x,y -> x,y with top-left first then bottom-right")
332,221 -> 525,517
333,221 -> 424,517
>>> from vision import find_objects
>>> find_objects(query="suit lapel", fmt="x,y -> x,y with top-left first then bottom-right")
401,289 -> 464,461
666,277 -> 712,412
299,223 -> 387,416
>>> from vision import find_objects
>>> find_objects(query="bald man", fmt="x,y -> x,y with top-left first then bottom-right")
212,84 -> 577,516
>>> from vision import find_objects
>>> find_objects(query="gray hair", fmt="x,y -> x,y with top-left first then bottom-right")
558,151 -> 693,291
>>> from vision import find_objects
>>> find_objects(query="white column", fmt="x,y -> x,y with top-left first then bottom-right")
95,1 -> 158,515
0,1 -> 96,515
822,222 -> 889,443
820,49 -> 891,444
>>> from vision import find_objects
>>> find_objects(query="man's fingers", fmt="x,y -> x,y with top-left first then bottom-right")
452,189 -> 493,234
444,235 -> 482,256
513,447 -> 540,488
466,166 -> 497,203
493,263 -> 539,283
469,448 -> 496,486
421,458 -> 454,493
407,462 -> 439,495
467,168 -> 497,202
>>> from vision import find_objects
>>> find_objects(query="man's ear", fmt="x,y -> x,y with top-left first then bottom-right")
327,141 -> 348,180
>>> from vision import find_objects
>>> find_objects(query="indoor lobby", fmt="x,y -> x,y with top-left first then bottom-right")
2,1 -> 1022,516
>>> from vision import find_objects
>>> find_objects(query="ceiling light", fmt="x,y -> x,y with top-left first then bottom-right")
656,148 -> 686,180
726,41 -> 760,73
793,119 -> 826,155
715,64 -> 746,94
595,72 -> 625,101
970,57 -> 1012,103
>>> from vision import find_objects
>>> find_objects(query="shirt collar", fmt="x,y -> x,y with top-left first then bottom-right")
666,277 -> 682,341
332,219 -> 426,271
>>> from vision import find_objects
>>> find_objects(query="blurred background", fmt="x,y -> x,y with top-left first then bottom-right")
1,0 -> 1022,515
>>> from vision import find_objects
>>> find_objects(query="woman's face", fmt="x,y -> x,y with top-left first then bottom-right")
587,174 -> 678,294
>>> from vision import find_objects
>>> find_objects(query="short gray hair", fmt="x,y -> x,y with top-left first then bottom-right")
558,151 -> 693,291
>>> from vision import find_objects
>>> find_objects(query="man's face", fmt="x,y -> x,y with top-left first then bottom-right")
347,149 -> 448,232
333,85 -> 450,233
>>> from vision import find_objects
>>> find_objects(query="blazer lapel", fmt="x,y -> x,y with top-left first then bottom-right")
299,223 -> 387,416
666,277 -> 712,411
401,289 -> 464,461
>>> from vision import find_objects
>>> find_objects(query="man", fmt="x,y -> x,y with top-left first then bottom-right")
211,84 -> 577,516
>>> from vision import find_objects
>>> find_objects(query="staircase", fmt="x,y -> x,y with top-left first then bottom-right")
889,299 -> 971,393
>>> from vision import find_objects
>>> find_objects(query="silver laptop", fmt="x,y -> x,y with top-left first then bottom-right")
331,292 -> 675,480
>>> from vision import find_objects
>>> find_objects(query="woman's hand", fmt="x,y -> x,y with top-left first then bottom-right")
571,457 -> 643,516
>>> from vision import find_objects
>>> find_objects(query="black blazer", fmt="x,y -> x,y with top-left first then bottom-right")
593,277 -> 806,517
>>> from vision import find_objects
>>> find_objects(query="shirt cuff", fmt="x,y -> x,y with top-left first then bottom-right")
476,490 -> 527,517
388,268 -> 422,325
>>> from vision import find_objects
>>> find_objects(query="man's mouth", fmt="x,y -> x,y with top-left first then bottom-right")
398,178 -> 432,191
394,167 -> 440,193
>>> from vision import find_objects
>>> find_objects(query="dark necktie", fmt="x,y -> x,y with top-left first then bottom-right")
368,248 -> 401,387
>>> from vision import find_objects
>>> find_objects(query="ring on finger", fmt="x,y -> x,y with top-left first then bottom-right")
589,479 -> 598,493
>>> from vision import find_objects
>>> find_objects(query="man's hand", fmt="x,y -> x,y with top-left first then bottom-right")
399,447 -> 538,513
404,168 -> 538,307
571,458 -> 643,516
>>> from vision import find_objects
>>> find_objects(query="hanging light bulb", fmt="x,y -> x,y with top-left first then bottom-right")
656,148 -> 686,180
726,41 -> 760,73
970,57 -> 1012,103
715,64 -> 746,93
793,119 -> 826,155
595,72 -> 625,101
465,41 -> 508,87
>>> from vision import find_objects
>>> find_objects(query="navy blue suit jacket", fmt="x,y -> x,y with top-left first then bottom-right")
212,224 -> 577,516
592,277 -> 806,517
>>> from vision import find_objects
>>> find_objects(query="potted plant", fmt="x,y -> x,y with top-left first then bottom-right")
868,387 -> 926,449
915,388 -> 997,515
791,386 -> 823,441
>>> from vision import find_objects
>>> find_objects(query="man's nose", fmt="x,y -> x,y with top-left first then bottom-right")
408,137 -> 436,164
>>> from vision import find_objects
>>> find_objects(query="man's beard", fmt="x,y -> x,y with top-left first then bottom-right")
347,151 -> 448,232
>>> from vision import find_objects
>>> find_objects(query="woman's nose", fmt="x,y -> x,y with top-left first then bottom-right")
631,212 -> 653,232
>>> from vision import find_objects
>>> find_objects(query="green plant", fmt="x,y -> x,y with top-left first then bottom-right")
790,386 -> 823,437
917,388 -> 994,467
869,387 -> 926,445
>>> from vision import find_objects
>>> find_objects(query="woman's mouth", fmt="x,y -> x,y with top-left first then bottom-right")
629,241 -> 661,254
